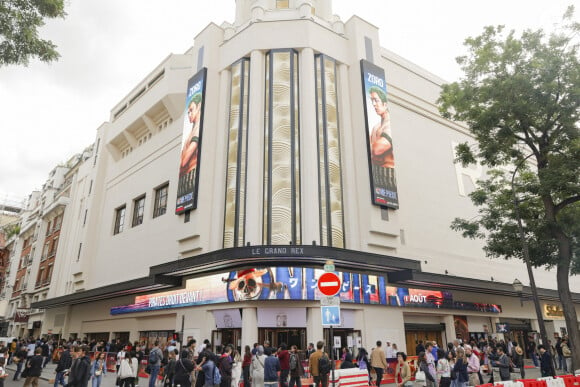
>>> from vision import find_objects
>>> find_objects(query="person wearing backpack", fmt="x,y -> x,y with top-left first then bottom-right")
308,341 -> 329,387
288,345 -> 304,387
148,341 -> 163,387
175,350 -> 195,387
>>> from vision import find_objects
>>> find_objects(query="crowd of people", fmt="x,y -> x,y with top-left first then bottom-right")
0,335 -> 573,387
412,336 -> 574,387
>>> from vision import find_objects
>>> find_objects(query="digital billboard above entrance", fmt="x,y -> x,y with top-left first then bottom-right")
110,267 -> 501,315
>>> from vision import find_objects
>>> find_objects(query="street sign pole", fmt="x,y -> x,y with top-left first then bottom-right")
330,324 -> 335,387
324,260 -> 336,387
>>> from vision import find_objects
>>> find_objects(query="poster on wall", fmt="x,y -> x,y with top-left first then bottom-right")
176,68 -> 208,214
454,315 -> 469,341
360,59 -> 399,209
495,323 -> 510,333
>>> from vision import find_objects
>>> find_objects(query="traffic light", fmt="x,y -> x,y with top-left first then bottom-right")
172,332 -> 179,342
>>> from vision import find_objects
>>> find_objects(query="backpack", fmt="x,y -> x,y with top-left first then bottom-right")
212,362 -> 222,386
149,348 -> 160,364
290,353 -> 298,371
318,354 -> 331,375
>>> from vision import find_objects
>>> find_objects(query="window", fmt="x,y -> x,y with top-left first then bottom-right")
114,206 -> 126,235
154,184 -> 168,218
132,196 -> 145,227
276,0 -> 289,8
49,237 -> 59,257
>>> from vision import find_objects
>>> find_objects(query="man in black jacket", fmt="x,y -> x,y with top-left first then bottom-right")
13,344 -> 29,381
68,345 -> 91,387
23,347 -> 44,387
54,345 -> 73,387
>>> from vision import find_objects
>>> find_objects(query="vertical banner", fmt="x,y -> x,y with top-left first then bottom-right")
176,68 -> 208,214
360,59 -> 399,209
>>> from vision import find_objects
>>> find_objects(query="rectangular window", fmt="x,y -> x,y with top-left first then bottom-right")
77,243 -> 82,262
49,237 -> 59,257
276,0 -> 289,8
132,195 -> 145,227
83,209 -> 88,226
153,184 -> 168,218
114,206 -> 126,235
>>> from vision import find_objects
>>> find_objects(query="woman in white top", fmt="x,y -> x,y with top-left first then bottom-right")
118,351 -> 138,387
231,349 -> 242,387
436,348 -> 451,387
250,346 -> 266,387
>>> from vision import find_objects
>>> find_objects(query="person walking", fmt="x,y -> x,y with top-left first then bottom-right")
277,344 -> 290,387
436,348 -> 451,387
242,346 -> 252,387
263,348 -> 280,387
289,345 -> 304,387
69,345 -> 92,387
452,349 -> 468,387
163,349 -> 178,387
218,345 -> 233,387
175,350 -> 195,387
54,344 -> 73,387
91,352 -> 107,387
416,352 -> 435,387
23,347 -> 44,387
538,345 -> 555,378
308,341 -> 329,387
148,342 -> 164,387
118,351 -> 138,387
231,349 -> 242,387
250,346 -> 266,387
356,348 -> 370,385
371,341 -> 388,387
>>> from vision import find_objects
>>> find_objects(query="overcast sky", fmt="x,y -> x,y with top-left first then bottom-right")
0,0 -> 574,204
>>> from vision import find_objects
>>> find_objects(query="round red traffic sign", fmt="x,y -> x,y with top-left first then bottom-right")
317,272 -> 341,296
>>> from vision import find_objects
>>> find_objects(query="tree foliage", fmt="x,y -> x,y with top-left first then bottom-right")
0,0 -> 66,66
439,6 -> 580,268
439,6 -> 580,367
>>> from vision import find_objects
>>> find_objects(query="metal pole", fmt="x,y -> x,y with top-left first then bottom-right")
511,157 -> 549,347
180,314 -> 185,350
330,325 -> 335,387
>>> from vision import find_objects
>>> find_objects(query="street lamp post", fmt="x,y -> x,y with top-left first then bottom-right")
510,158 -> 549,347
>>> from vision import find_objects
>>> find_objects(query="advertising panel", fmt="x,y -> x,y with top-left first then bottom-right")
360,59 -> 399,209
176,68 -> 208,214
111,267 -> 502,315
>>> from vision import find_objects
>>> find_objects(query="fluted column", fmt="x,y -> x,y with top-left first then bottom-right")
299,47 -> 320,245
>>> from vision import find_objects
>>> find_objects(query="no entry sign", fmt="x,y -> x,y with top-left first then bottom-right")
317,272 -> 341,296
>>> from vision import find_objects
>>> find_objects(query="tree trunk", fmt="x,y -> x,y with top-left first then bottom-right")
554,229 -> 580,373
542,194 -> 580,373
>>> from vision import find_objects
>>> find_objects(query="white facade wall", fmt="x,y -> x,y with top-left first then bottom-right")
27,0 -> 579,344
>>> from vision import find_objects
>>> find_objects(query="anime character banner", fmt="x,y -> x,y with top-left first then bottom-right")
360,59 -> 399,209
111,267 -> 501,315
176,68 -> 207,214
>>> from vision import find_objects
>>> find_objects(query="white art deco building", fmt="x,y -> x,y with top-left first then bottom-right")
24,0 -> 578,356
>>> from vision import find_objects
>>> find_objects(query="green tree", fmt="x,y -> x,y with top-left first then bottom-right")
0,0 -> 66,66
439,7 -> 580,369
